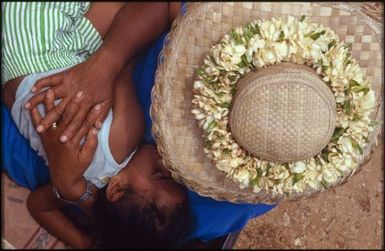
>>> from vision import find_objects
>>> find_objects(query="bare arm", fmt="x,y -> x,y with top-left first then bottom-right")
27,183 -> 94,249
27,3 -> 178,142
97,2 -> 171,71
109,63 -> 145,163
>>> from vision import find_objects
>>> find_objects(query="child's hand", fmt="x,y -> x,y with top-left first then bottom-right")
29,90 -> 100,198
25,50 -> 117,143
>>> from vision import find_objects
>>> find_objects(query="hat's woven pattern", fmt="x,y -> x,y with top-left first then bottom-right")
151,2 -> 383,204
229,63 -> 336,163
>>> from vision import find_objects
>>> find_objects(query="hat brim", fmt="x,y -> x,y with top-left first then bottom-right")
151,2 -> 383,204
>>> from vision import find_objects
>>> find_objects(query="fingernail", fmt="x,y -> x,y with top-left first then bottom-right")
36,125 -> 43,132
96,121 -> 102,128
31,87 -> 36,92
94,104 -> 101,111
92,128 -> 99,135
76,91 -> 84,98
25,102 -> 30,109
60,135 -> 67,142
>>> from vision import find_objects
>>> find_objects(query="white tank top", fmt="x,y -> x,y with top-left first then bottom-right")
11,67 -> 136,188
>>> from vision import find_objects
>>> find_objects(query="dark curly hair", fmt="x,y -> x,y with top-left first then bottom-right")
92,185 -> 193,248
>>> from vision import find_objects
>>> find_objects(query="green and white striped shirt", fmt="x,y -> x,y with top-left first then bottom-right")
2,2 -> 102,84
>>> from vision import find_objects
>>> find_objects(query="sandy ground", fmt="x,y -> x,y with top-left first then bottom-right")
234,142 -> 383,249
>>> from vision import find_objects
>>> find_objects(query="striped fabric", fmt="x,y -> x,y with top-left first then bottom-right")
2,2 -> 102,84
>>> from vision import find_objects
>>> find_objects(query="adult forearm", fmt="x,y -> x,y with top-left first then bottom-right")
26,2 -> 173,142
96,2 -> 170,73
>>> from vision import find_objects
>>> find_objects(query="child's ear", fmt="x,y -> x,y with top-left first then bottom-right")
106,176 -> 124,202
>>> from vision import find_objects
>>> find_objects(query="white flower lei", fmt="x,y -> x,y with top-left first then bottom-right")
192,15 -> 378,195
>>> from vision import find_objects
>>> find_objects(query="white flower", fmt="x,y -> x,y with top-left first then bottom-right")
253,184 -> 262,193
216,160 -> 232,173
272,183 -> 285,195
352,71 -> 364,84
328,152 -> 343,167
234,169 -> 250,186
234,44 -> 246,54
232,54 -> 242,65
230,158 -> 243,168
212,149 -> 222,158
305,158 -> 320,171
202,116 -> 214,130
337,111 -> 350,128
244,47 -> 253,62
260,20 -> 273,39
322,168 -> 338,184
225,44 -> 247,65
261,48 -> 277,64
258,176 -> 272,191
298,21 -> 312,35
343,155 -> 357,170
252,38 -> 266,52
270,165 -> 290,180
282,16 -> 298,38
193,80 -> 205,90
312,36 -> 330,52
330,46 -> 348,74
218,43 -> 244,69
348,120 -> 367,135
335,154 -> 355,171
310,44 -> 323,61
343,62 -> 364,83
338,137 -> 354,154
291,161 -> 307,173
274,41 -> 289,60
288,39 -> 299,55
191,109 -> 206,120
356,90 -> 376,112
252,50 -> 266,67
293,179 -> 308,192
299,36 -> 313,49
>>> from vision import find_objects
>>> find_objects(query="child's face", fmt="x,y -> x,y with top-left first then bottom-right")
109,144 -> 186,210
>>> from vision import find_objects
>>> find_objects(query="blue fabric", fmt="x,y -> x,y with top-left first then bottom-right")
186,191 -> 275,241
132,32 -> 167,145
1,3 -> 276,240
1,104 -> 50,190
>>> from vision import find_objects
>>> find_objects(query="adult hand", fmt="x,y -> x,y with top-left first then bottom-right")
30,89 -> 103,197
25,2 -> 172,143
25,49 -> 119,143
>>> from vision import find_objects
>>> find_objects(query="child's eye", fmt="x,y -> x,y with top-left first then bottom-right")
151,170 -> 172,180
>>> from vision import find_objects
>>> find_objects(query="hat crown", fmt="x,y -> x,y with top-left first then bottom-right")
229,63 -> 337,162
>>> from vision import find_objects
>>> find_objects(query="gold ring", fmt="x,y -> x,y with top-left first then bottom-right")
52,122 -> 58,129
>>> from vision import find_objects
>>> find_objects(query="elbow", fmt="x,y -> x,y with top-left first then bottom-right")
26,189 -> 45,218
26,192 -> 36,216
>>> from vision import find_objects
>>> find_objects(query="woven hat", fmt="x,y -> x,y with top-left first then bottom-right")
151,2 -> 383,204
229,62 -> 337,163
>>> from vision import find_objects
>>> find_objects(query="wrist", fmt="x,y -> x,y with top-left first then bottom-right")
94,46 -> 126,76
51,177 -> 89,202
